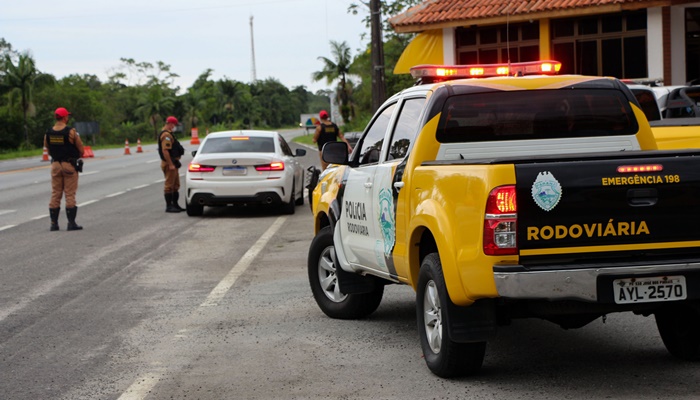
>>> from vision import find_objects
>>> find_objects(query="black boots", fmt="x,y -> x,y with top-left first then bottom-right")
165,193 -> 181,213
66,207 -> 83,231
172,192 -> 185,212
49,208 -> 60,231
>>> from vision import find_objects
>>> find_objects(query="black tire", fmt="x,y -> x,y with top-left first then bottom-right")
417,253 -> 486,378
307,226 -> 383,319
655,304 -> 700,361
186,200 -> 204,216
295,171 -> 305,206
282,181 -> 296,215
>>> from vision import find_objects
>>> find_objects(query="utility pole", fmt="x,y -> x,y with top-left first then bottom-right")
370,0 -> 386,112
250,15 -> 257,82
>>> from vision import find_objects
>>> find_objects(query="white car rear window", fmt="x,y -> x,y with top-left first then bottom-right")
201,137 -> 275,153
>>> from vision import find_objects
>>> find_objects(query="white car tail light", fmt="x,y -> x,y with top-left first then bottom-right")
255,162 -> 284,171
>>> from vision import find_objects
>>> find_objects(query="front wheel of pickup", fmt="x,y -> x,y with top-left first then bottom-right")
308,226 -> 383,319
656,304 -> 700,361
417,253 -> 486,378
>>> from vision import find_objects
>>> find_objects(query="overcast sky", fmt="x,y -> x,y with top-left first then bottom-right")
1,0 -> 370,93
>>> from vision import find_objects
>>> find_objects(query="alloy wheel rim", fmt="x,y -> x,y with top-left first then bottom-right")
423,280 -> 442,354
318,245 -> 347,302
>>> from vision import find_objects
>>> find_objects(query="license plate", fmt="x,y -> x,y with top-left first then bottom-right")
613,275 -> 687,304
223,166 -> 246,176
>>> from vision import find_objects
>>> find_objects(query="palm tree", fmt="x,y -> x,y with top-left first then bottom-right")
2,51 -> 55,147
135,85 -> 175,140
312,41 -> 354,123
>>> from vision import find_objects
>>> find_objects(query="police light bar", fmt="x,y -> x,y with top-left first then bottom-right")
410,60 -> 562,83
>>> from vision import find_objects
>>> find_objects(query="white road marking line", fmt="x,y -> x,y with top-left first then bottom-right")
78,200 -> 99,207
132,184 -> 149,190
154,179 -> 164,183
117,373 -> 162,400
81,170 -> 100,176
106,191 -> 126,198
0,225 -> 16,231
0,210 -> 16,216
31,214 -> 48,221
146,159 -> 160,164
200,216 -> 287,307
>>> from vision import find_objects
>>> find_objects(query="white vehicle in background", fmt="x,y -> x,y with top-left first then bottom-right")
185,130 -> 306,216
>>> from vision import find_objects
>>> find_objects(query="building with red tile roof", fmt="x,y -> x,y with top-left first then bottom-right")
389,0 -> 700,85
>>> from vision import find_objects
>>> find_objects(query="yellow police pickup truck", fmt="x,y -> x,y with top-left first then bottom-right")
307,61 -> 700,378
626,83 -> 700,150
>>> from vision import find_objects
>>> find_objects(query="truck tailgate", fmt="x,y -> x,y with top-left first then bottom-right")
515,151 -> 700,265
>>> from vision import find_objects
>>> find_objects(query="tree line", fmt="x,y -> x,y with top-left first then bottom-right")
0,0 -> 421,152
0,39 -> 331,152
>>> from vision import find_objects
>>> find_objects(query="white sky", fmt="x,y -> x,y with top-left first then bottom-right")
1,0 -> 370,93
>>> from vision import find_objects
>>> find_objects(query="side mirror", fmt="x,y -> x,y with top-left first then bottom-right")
295,148 -> 307,157
191,150 -> 197,157
321,142 -> 348,165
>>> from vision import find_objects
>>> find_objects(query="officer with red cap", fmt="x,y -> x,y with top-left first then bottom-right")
312,110 -> 352,170
44,107 -> 84,231
158,116 -> 185,212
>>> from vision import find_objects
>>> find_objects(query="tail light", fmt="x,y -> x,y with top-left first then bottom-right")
255,162 -> 284,171
483,185 -> 518,256
188,163 -> 216,172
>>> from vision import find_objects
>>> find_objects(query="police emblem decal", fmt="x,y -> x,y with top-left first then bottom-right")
378,188 -> 395,256
531,171 -> 562,212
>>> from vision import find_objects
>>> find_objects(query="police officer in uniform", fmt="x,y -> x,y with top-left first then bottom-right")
312,110 -> 352,170
45,107 -> 84,231
159,116 -> 185,213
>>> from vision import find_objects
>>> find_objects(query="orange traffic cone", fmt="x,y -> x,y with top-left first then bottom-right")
41,146 -> 49,162
190,128 -> 200,145
82,146 -> 94,158
124,139 -> 131,155
136,138 -> 143,153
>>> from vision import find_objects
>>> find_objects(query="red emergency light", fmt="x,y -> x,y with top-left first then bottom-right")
410,60 -> 562,83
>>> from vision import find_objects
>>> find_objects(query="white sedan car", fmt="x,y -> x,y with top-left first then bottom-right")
185,130 -> 306,216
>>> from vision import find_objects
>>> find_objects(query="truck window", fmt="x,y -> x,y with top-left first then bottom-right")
631,89 -> 662,121
357,103 -> 396,165
436,89 -> 639,143
387,97 -> 425,160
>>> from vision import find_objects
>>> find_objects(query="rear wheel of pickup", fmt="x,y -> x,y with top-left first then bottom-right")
308,226 -> 383,319
417,253 -> 486,378
655,304 -> 700,361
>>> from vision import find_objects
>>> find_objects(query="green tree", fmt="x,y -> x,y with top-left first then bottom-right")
135,85 -> 175,140
183,69 -> 217,131
312,41 -> 355,123
1,51 -> 55,147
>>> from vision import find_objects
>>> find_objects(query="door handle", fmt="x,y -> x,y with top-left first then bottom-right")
394,182 -> 404,190
364,182 -> 373,188
627,188 -> 658,207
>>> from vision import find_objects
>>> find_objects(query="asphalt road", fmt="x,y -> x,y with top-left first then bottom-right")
1,129 -> 699,399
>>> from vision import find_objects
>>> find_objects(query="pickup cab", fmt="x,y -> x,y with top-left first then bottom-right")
627,83 -> 700,150
308,61 -> 700,378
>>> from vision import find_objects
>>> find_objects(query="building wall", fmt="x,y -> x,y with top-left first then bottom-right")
443,28 -> 456,65
647,7 -> 664,81
435,4 -> 700,84
670,3 -> 700,84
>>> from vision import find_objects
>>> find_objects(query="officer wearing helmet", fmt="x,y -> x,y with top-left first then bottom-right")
45,107 -> 84,231
159,116 -> 185,213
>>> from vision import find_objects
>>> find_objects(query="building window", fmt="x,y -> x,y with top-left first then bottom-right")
551,10 -> 647,78
456,22 -> 540,65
